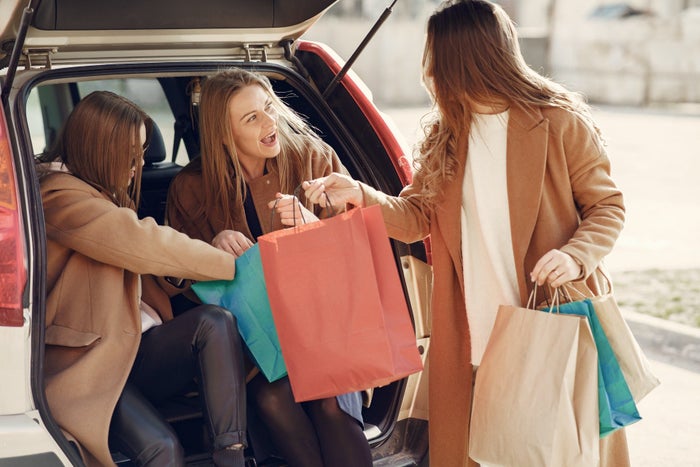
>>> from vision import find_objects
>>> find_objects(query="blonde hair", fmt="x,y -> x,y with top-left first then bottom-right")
41,90 -> 151,209
197,68 -> 327,228
417,0 -> 602,209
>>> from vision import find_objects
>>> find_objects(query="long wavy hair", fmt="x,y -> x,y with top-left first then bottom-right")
417,0 -> 602,209
40,90 -> 152,209
197,68 -> 327,229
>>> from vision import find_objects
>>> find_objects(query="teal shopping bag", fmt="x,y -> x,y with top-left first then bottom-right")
192,244 -> 287,382
541,297 -> 641,437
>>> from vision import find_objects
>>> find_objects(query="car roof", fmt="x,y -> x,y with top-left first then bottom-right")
1,0 -> 338,68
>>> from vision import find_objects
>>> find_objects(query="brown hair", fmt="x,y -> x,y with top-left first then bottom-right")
417,0 -> 602,208
197,68 -> 327,229
41,90 -> 152,209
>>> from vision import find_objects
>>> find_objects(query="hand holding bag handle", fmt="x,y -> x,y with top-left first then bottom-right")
469,281 -> 599,467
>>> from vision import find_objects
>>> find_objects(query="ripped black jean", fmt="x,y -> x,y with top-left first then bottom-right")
109,305 -> 247,466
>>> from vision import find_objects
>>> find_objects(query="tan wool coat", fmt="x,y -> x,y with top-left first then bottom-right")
359,105 -> 630,466
166,140 -> 348,243
40,172 -> 236,466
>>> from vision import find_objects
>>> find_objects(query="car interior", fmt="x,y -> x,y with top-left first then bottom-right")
23,63 -> 423,465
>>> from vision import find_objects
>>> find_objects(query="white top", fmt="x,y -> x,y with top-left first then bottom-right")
460,109 -> 520,365
138,277 -> 163,333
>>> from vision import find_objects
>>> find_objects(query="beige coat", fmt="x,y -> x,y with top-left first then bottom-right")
40,172 -> 236,466
166,140 -> 347,242
359,105 -> 630,466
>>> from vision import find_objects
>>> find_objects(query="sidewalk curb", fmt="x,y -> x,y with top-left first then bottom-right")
621,308 -> 700,373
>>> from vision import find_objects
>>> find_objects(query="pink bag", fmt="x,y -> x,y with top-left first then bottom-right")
258,205 -> 423,402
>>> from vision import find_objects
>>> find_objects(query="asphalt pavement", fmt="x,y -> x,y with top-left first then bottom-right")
382,104 -> 700,467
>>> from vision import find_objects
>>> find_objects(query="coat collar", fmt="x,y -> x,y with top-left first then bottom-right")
434,105 -> 549,304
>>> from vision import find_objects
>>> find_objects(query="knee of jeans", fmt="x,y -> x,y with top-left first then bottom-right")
135,435 -> 185,466
197,304 -> 237,330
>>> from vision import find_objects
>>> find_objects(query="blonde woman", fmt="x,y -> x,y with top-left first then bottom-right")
166,69 -> 372,467
302,1 -> 629,465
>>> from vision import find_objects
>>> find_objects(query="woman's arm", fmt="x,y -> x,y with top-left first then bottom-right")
42,183 -> 235,281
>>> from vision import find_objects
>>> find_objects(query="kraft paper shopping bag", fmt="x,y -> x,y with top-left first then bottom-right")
589,294 -> 660,403
469,303 -> 599,467
541,297 -> 641,437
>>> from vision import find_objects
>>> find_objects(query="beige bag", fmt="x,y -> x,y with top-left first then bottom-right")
469,297 -> 600,467
587,293 -> 659,403
567,272 -> 660,403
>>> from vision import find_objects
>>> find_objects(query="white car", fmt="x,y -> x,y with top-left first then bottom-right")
0,0 -> 432,465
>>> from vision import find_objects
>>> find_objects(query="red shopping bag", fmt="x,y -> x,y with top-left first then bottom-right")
258,205 -> 423,402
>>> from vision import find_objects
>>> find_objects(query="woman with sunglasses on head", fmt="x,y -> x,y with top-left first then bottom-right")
39,90 -> 248,467
302,1 -> 630,465
166,68 -> 372,467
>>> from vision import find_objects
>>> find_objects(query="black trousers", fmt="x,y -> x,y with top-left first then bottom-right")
109,305 -> 247,466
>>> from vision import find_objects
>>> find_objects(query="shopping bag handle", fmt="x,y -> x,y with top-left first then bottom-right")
293,184 -> 337,219
268,187 -> 336,231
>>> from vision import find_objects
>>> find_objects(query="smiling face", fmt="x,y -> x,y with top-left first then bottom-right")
227,84 -> 280,179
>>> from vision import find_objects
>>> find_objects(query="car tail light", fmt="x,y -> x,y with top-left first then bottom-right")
0,111 -> 26,327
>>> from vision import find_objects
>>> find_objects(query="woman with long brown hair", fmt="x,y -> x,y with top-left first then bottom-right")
166,69 -> 372,467
302,0 -> 630,465
39,90 -> 248,467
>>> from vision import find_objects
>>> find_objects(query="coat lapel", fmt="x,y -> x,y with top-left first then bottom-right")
506,105 -> 548,304
435,139 -> 468,291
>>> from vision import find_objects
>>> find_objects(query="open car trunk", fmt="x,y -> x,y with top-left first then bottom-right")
1,1 -> 431,465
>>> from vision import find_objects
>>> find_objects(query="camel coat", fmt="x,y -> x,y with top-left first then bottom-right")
359,105 -> 630,466
166,140 -> 347,243
40,172 -> 236,466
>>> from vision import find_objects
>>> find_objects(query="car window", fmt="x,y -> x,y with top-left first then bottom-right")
78,79 -> 189,165
26,78 -> 189,165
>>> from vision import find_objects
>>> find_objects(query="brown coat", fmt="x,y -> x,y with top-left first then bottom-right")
359,105 -> 630,466
40,172 -> 236,466
166,141 -> 348,242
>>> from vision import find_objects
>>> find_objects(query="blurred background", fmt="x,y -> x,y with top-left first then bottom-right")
306,0 -> 700,108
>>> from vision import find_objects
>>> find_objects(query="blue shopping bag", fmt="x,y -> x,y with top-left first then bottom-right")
541,297 -> 641,437
192,244 -> 287,382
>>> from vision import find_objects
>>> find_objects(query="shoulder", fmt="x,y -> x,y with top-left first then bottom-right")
540,106 -> 595,137
303,139 -> 346,174
170,157 -> 203,189
39,172 -> 100,198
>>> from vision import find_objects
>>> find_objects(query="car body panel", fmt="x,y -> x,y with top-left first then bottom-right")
1,0 -> 337,68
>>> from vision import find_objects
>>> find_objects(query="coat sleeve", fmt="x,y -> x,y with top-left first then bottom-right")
358,168 -> 431,244
42,184 -> 235,281
558,115 -> 625,277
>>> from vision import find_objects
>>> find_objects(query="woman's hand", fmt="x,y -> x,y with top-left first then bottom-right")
211,230 -> 254,258
302,173 -> 363,208
268,193 -> 319,226
530,249 -> 583,288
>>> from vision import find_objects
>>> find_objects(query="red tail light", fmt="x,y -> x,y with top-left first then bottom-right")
0,110 -> 26,327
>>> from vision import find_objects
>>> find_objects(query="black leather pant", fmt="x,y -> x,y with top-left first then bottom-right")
109,305 -> 246,466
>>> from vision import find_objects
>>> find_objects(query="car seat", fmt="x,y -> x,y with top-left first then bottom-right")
139,122 -> 183,224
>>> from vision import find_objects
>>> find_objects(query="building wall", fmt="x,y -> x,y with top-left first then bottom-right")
305,0 -> 700,106
549,0 -> 700,105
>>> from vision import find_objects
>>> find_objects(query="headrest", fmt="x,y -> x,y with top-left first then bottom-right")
144,121 -> 167,166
